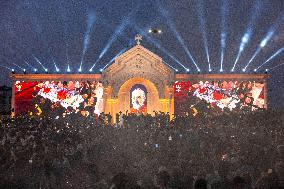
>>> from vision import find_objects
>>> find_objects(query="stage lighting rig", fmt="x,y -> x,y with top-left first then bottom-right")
11,69 -> 15,74
148,28 -> 162,34
23,69 -> 26,74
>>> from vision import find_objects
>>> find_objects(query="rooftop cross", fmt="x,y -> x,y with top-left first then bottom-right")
135,34 -> 142,45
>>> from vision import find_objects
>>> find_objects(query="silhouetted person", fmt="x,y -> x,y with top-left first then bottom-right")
232,176 -> 246,189
194,178 -> 207,189
211,181 -> 227,189
109,172 -> 140,189
255,171 -> 279,189
154,170 -> 172,189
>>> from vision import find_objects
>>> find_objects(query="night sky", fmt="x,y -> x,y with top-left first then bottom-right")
0,0 -> 283,109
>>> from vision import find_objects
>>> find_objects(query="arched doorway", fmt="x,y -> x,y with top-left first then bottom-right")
116,77 -> 161,115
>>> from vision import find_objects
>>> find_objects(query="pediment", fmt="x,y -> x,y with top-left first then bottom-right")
102,45 -> 175,98
115,45 -> 162,64
104,45 -> 174,78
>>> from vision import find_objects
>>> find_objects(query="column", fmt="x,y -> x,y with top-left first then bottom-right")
103,85 -> 112,113
106,99 -> 117,124
168,87 -> 175,120
264,79 -> 268,109
159,99 -> 169,112
11,79 -> 15,117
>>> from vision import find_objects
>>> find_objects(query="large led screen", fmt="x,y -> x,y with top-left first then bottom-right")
174,80 -> 265,115
14,81 -> 104,116
130,84 -> 147,114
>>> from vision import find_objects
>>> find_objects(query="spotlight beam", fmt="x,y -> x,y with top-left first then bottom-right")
23,15 -> 59,73
242,10 -> 284,71
95,15 -> 133,46
135,25 -> 188,71
89,59 -> 100,71
90,6 -> 139,71
163,61 -> 179,71
12,63 -> 24,71
248,1 -> 263,28
220,0 -> 229,71
156,1 -> 200,71
101,48 -> 127,70
80,11 -> 96,71
24,60 -> 36,70
0,65 -> 13,71
244,29 -> 274,71
99,19 -> 128,59
245,48 -> 262,70
267,62 -> 284,71
231,1 -> 262,71
63,18 -> 71,71
52,58 -> 60,72
255,46 -> 284,70
32,55 -> 46,70
197,0 -> 210,70
231,29 -> 252,71
220,33 -> 226,71
89,19 -> 129,70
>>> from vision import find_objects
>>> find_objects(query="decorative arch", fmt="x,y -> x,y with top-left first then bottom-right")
116,77 -> 161,114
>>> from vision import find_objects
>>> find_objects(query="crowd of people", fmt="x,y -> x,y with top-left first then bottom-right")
0,110 -> 283,188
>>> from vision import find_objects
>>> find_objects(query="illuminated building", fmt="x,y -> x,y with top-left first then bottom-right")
10,36 -> 268,121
